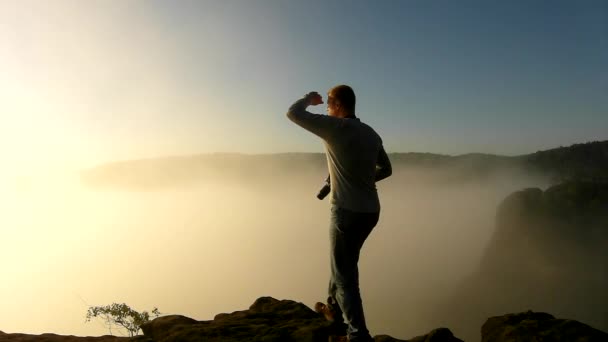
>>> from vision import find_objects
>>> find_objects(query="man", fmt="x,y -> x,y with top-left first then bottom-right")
286,85 -> 392,342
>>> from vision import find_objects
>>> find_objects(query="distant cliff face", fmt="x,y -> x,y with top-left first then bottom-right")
483,181 -> 608,325
434,180 -> 608,342
482,180 -> 608,277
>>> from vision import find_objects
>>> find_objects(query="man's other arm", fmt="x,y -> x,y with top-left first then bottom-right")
375,146 -> 392,182
286,96 -> 339,141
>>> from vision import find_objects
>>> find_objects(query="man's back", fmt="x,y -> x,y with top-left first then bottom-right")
286,94 -> 390,213
323,117 -> 382,213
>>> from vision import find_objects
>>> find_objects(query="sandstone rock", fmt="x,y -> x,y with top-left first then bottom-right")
481,311 -> 608,342
140,296 -> 336,341
139,296 -> 461,342
375,327 -> 463,342
408,328 -> 464,342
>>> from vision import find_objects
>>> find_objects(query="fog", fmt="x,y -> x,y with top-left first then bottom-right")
1,165 -> 550,339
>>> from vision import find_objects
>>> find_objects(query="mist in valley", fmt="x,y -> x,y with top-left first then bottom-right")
0,162 -> 557,340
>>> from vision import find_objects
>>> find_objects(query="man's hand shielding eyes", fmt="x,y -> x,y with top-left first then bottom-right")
306,91 -> 324,106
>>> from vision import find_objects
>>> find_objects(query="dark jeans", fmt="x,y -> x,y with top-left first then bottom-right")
328,205 -> 379,341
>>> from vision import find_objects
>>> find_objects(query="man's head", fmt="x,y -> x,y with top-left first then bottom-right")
327,85 -> 356,118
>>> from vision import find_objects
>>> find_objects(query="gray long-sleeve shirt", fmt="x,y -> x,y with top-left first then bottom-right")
287,97 -> 392,213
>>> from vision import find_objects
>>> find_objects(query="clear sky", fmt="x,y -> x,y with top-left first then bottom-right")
1,0 -> 606,175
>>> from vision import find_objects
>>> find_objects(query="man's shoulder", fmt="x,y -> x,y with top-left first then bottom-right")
356,120 -> 382,142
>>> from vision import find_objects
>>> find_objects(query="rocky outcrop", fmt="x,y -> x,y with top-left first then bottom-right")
374,328 -> 463,342
3,299 -> 607,341
138,296 -> 461,342
481,311 -> 608,342
139,296 -> 336,341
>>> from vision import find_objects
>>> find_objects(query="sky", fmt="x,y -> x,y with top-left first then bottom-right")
0,0 -> 606,176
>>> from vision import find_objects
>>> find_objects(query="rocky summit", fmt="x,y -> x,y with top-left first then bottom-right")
138,296 -> 339,342
136,296 -> 463,342
1,297 -> 607,341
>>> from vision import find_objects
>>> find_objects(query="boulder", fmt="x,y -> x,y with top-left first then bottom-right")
481,311 -> 608,342
375,327 -> 464,342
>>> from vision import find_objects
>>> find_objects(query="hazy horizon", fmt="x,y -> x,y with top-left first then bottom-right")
1,0 -> 606,178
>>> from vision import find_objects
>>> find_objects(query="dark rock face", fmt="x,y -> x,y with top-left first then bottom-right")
433,181 -> 608,341
481,311 -> 608,342
479,181 -> 608,328
483,181 -> 608,277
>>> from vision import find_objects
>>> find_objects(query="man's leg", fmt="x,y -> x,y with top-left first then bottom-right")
327,210 -> 346,332
329,206 -> 379,341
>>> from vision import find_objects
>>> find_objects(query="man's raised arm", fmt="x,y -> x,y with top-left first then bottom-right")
375,146 -> 392,182
286,92 -> 340,141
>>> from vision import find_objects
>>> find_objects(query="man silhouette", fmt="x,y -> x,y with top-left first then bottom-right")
286,85 -> 392,342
